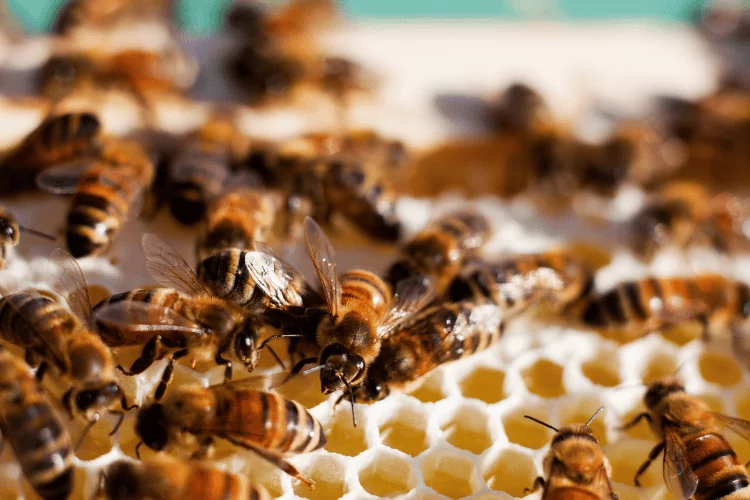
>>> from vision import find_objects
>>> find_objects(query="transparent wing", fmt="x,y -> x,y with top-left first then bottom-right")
663,425 -> 698,500
244,251 -> 303,309
212,371 -> 290,391
714,413 -> 750,442
590,465 -> 617,500
253,241 -> 285,261
303,217 -> 341,317
35,161 -> 92,194
377,275 -> 436,339
94,301 -> 204,335
47,248 -> 93,328
141,233 -> 207,296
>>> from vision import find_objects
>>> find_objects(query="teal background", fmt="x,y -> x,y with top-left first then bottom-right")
7,0 -> 704,35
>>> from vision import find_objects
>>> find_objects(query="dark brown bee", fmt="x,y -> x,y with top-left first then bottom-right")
0,205 -> 56,269
0,348 -> 74,500
0,112 -> 101,195
346,299 -> 504,404
447,248 -> 593,317
135,378 -> 325,487
580,274 -> 750,351
385,210 -> 491,293
37,138 -> 155,257
0,249 -> 128,424
93,234 -> 289,400
99,456 -> 271,500
269,218 -> 434,424
524,408 -> 618,500
621,377 -> 750,499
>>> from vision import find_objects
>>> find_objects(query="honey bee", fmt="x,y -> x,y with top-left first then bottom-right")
37,138 -> 155,257
99,456 -> 271,500
345,299 -> 504,404
524,408 -> 618,500
93,233 -> 290,400
135,378 -> 325,487
0,348 -> 74,500
268,218 -> 435,424
0,249 -> 129,425
0,112 -> 101,195
0,205 -> 56,269
580,274 -> 750,351
447,248 -> 593,317
621,377 -> 750,499
52,0 -> 175,34
385,210 -> 491,293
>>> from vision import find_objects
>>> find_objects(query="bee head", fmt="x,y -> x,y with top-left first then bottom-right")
320,343 -> 365,394
199,306 -> 236,339
75,381 -> 122,413
136,404 -> 169,451
644,377 -> 684,410
0,217 -> 18,245
357,375 -> 388,403
105,461 -> 142,500
234,318 -> 260,367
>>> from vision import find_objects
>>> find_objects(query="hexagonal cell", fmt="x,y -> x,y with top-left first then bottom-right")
619,407 -> 658,441
608,440 -> 663,489
483,448 -> 537,497
558,398 -> 609,445
698,352 -> 742,387
421,449 -> 482,499
641,354 -> 678,384
359,450 -> 418,498
294,454 -> 347,499
522,359 -> 565,398
503,407 -> 553,450
408,370 -> 448,403
659,323 -> 699,346
459,366 -> 505,404
74,414 -> 115,460
379,406 -> 429,457
325,408 -> 368,457
580,352 -> 621,388
440,405 -> 493,455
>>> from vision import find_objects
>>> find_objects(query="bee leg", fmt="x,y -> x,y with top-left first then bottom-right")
523,477 -> 545,495
118,336 -> 164,376
618,412 -> 652,431
215,352 -> 233,382
634,441 -> 664,487
234,440 -> 315,488
289,357 -> 318,377
154,348 -> 189,401
34,362 -> 48,383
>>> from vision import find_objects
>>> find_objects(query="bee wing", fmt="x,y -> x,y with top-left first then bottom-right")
662,425 -> 699,499
244,251 -> 304,309
211,371 -> 291,391
713,413 -> 750,442
590,465 -> 617,500
303,217 -> 341,317
47,248 -> 94,329
35,160 -> 93,194
94,301 -> 205,334
377,276 -> 436,339
141,233 -> 207,296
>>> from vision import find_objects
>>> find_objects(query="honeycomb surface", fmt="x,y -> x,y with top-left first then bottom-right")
0,21 -> 743,500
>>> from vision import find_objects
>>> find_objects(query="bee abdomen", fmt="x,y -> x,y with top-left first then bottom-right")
690,433 -> 749,500
545,487 -> 603,500
198,250 -> 262,308
67,184 -> 124,258
340,270 -> 390,317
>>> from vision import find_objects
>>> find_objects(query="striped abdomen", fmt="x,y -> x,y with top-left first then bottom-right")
197,249 -> 265,309
543,487 -> 603,500
687,432 -> 749,500
214,390 -> 326,454
0,292 -> 75,370
66,164 -> 138,257
340,270 -> 391,322
169,147 -> 230,225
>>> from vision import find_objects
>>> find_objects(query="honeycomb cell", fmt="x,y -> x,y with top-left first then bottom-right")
293,455 -> 347,500
421,449 -> 482,499
608,440 -> 663,489
523,359 -> 565,398
641,354 -> 678,384
325,409 -> 369,457
459,366 -> 506,404
558,399 -> 609,445
581,353 -> 621,387
74,415 -> 115,460
659,323 -> 699,346
483,449 -> 537,497
359,450 -> 418,498
619,407 -> 657,441
87,284 -> 112,305
698,352 -> 742,387
379,407 -> 429,457
408,370 -> 448,403
503,407 -> 553,449
440,405 -> 493,455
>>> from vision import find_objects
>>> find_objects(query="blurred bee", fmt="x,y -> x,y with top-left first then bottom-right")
135,378 -> 325,487
524,408 -> 617,500
580,274 -> 750,351
447,248 -> 593,317
0,249 -> 129,425
345,299 -> 504,404
99,456 -> 271,500
265,218 -> 435,425
385,210 -> 491,293
0,348 -> 74,500
0,205 -> 56,269
37,138 -> 155,257
93,234 -> 290,400
621,377 -> 750,499
52,0 -> 176,34
0,112 -> 101,195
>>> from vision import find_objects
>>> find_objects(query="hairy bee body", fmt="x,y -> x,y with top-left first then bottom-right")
0,206 -> 19,269
0,351 -> 73,500
103,457 -> 271,500
169,145 -> 231,225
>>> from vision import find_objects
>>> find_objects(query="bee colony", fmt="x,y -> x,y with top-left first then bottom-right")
1,1 -> 750,499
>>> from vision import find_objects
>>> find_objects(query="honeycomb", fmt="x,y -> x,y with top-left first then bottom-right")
0,18 -> 745,500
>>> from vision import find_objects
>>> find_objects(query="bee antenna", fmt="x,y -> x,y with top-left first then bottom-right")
18,226 -> 56,241
135,441 -> 144,460
523,415 -> 559,432
301,364 -> 325,376
585,407 -> 605,427
75,413 -> 100,452
341,376 -> 357,427
108,411 -> 125,436
258,333 -> 306,351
